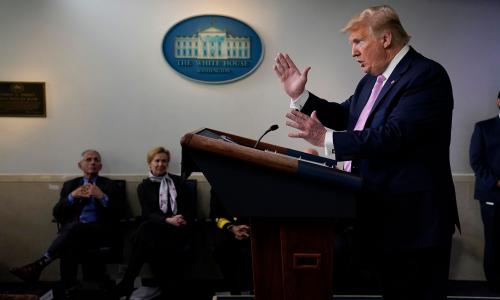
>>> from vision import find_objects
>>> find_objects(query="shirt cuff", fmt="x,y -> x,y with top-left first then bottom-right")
100,194 -> 109,207
324,130 -> 335,159
67,194 -> 75,204
289,90 -> 310,110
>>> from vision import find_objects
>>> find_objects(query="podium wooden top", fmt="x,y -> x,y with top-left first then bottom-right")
181,128 -> 361,190
182,128 -> 296,173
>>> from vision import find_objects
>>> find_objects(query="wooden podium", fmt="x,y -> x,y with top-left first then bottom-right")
181,128 -> 362,300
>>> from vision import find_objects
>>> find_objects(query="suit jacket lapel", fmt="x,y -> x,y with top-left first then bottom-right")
368,47 -> 415,120
94,175 -> 101,186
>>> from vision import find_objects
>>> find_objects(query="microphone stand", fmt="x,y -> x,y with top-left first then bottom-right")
253,125 -> 279,148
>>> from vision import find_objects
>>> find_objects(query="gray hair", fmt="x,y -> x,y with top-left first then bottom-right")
80,149 -> 101,161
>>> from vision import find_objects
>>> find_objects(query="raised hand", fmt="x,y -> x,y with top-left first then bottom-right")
274,52 -> 311,99
286,110 -> 326,147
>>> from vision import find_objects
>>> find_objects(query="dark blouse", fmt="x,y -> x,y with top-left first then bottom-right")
137,173 -> 195,225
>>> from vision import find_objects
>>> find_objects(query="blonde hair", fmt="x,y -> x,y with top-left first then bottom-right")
146,146 -> 170,164
342,5 -> 410,45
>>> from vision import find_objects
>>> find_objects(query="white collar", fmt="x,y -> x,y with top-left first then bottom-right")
381,44 -> 410,80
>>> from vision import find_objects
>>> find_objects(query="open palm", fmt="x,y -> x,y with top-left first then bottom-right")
274,53 -> 311,99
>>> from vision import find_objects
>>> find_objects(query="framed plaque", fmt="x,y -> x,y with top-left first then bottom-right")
0,81 -> 46,117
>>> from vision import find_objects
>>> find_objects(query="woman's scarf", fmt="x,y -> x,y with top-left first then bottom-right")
148,171 -> 177,214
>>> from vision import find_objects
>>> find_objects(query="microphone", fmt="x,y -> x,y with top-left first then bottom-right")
253,124 -> 279,149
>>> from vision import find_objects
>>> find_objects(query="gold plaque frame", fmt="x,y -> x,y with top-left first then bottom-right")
0,81 -> 46,117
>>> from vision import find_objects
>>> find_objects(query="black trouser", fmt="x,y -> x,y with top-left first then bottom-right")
122,220 -> 191,297
480,201 -> 500,287
213,229 -> 253,294
48,221 -> 112,285
354,189 -> 454,300
380,237 -> 452,300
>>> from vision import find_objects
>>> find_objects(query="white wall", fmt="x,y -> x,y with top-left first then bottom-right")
0,0 -> 499,175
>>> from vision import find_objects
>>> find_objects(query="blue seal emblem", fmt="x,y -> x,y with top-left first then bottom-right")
162,15 -> 264,84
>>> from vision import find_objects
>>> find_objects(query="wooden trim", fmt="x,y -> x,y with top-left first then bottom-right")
181,128 -> 298,174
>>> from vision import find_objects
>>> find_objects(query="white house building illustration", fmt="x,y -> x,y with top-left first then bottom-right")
175,26 -> 250,59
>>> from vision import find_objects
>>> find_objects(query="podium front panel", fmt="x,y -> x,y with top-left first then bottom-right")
189,149 -> 356,218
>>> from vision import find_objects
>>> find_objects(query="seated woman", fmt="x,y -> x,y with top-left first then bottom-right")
114,146 -> 195,299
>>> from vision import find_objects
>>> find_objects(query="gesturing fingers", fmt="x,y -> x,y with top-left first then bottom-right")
286,109 -> 308,122
288,131 -> 307,138
285,120 -> 299,130
277,52 -> 291,69
274,53 -> 290,78
284,53 -> 298,71
285,110 -> 326,146
286,110 -> 308,132
273,64 -> 284,79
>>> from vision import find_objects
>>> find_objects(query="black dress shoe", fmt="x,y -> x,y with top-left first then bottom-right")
9,259 -> 46,283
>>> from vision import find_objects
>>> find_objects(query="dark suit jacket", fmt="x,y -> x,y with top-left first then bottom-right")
138,173 -> 195,225
470,116 -> 500,203
52,176 -> 120,225
302,47 -> 459,249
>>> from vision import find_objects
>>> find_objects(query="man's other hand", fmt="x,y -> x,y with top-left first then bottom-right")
286,110 -> 326,147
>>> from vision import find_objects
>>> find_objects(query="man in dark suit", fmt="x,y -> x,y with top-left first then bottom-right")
470,91 -> 500,291
273,5 -> 459,300
210,190 -> 252,295
10,149 -> 119,288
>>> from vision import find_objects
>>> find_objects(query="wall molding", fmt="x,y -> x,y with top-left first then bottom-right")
0,172 -> 208,182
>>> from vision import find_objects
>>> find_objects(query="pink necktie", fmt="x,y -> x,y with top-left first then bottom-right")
344,74 -> 386,172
